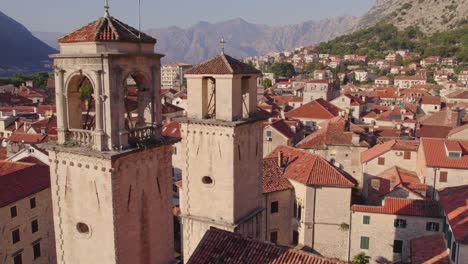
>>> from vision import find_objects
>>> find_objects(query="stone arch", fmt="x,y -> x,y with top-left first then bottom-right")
65,73 -> 96,130
122,71 -> 153,129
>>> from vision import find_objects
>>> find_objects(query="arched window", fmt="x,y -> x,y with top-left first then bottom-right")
66,75 -> 95,130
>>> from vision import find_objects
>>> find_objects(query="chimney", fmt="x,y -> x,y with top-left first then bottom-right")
12,109 -> 17,116
33,107 -> 38,113
280,109 -> 286,119
278,151 -> 283,167
15,121 -> 19,130
352,133 -> 360,145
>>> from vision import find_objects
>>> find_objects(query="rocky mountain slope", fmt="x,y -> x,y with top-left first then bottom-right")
0,10 -> 56,68
147,16 -> 359,63
354,0 -> 468,33
32,31 -> 62,50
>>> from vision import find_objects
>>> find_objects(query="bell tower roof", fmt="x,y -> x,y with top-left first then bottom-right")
185,54 -> 261,75
58,15 -> 156,44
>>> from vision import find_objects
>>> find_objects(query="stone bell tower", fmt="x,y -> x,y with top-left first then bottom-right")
46,5 -> 175,264
178,52 -> 265,261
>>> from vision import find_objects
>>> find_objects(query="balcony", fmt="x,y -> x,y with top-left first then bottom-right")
66,129 -> 94,147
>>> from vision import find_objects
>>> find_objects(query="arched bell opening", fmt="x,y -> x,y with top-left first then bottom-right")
123,73 -> 153,129
66,75 -> 95,131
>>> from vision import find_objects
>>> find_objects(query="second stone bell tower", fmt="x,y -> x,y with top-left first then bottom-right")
178,52 -> 265,261
47,5 -> 175,264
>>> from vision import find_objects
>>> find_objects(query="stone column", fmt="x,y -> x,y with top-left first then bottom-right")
93,70 -> 105,151
115,67 -> 129,148
151,65 -> 162,138
55,69 -> 67,144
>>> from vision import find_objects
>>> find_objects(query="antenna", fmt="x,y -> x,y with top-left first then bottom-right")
220,37 -> 226,55
104,0 -> 110,17
138,0 -> 142,40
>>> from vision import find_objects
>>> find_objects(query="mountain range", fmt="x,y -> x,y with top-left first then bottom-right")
0,10 -> 56,69
2,0 -> 468,71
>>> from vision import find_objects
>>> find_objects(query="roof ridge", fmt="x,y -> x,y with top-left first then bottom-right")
221,54 -> 234,74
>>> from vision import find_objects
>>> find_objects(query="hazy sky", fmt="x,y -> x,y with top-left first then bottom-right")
2,0 -> 374,32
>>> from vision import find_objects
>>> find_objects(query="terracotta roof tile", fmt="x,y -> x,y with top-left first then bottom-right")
262,158 -> 294,193
188,227 -> 346,264
285,99 -> 342,120
437,185 -> 468,244
296,117 -> 368,149
267,146 -> 356,187
395,76 -> 426,81
351,197 -> 443,218
420,138 -> 468,169
58,16 -> 156,44
361,139 -> 419,163
162,120 -> 181,138
411,235 -> 450,264
266,119 -> 296,139
0,161 -> 50,208
448,124 -> 468,137
8,133 -> 47,144
185,54 -> 261,75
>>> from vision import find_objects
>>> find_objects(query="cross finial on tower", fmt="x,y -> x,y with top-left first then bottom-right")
104,0 -> 110,17
220,37 -> 226,55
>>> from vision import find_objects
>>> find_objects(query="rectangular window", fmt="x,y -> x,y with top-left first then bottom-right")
12,229 -> 20,244
31,220 -> 39,233
33,242 -> 41,259
394,219 -> 407,228
270,231 -> 278,244
271,201 -> 279,214
439,171 -> 448,182
10,206 -> 17,218
13,254 -> 22,264
360,236 -> 369,249
426,222 -> 439,232
404,151 -> 411,160
393,240 -> 403,253
363,215 -> 370,225
378,157 -> 385,165
266,130 -> 272,138
30,197 -> 36,209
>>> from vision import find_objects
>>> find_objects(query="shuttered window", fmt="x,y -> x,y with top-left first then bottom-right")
360,236 -> 370,249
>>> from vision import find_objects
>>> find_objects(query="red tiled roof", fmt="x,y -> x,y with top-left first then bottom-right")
262,158 -> 294,193
361,139 -> 419,163
416,125 -> 453,139
285,98 -> 342,120
8,133 -> 47,144
0,161 -> 50,208
267,146 -> 356,187
266,119 -> 296,139
58,15 -> 156,44
351,197 -> 443,218
296,117 -> 368,149
421,96 -> 441,105
420,138 -> 468,169
185,54 -> 261,75
411,235 -> 450,264
445,89 -> 468,99
367,167 -> 427,204
437,185 -> 468,244
188,227 -> 346,264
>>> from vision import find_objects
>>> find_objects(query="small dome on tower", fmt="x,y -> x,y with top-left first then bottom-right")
58,16 -> 156,44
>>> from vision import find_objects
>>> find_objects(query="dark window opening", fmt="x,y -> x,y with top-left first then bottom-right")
360,236 -> 369,249
270,231 -> 278,244
394,219 -> 407,228
363,215 -> 370,225
202,176 -> 213,185
292,230 -> 299,245
31,220 -> 39,233
270,201 -> 279,214
439,171 -> 448,182
12,229 -> 20,244
13,254 -> 22,264
30,197 -> 36,209
33,243 -> 41,259
393,240 -> 403,253
10,206 -> 17,218
426,222 -> 439,232
76,223 -> 90,234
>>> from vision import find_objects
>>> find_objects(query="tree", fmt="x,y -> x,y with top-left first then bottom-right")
268,62 -> 296,78
78,83 -> 93,101
31,72 -> 51,89
353,252 -> 371,264
262,78 -> 272,88
11,73 -> 25,86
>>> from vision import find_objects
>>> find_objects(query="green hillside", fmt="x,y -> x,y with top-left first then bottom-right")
316,22 -> 468,62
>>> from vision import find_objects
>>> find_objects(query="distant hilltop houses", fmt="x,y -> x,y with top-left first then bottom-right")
2,5 -> 468,264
